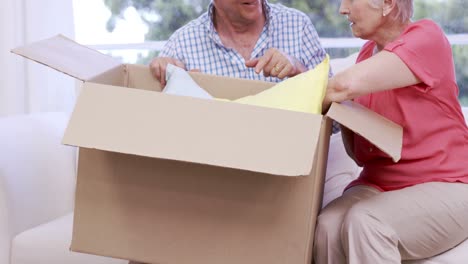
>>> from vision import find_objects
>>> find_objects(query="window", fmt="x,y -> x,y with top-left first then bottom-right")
73,0 -> 468,105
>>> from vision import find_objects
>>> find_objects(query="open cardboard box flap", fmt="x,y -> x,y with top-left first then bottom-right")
62,82 -> 324,176
11,34 -> 122,81
327,101 -> 403,162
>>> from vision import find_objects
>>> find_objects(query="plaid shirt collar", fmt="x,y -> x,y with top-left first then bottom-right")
206,1 -> 272,46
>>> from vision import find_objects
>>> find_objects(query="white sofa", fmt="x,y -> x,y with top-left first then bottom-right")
0,112 -> 127,264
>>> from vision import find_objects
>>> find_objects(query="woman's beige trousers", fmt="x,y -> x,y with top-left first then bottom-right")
313,182 -> 468,264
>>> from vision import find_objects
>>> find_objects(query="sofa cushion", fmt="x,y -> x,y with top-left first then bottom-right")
329,52 -> 358,73
11,213 -> 127,264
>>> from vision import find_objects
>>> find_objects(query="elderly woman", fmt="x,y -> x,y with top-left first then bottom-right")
315,0 -> 468,263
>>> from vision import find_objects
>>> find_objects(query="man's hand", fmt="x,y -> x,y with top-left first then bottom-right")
245,48 -> 306,79
149,57 -> 185,87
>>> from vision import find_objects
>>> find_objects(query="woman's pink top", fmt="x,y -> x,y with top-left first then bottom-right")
348,19 -> 468,191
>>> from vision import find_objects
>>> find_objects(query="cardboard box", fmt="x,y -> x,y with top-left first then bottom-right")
12,35 -> 402,264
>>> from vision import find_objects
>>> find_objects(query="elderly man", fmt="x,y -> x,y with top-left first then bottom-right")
150,0 -> 328,87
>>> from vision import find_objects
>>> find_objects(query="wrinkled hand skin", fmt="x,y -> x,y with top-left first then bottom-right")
245,48 -> 306,79
149,57 -> 186,87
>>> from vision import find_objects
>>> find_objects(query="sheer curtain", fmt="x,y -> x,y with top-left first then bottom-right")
0,0 -> 76,117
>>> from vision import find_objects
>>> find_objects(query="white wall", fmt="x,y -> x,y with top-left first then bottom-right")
0,0 -> 76,116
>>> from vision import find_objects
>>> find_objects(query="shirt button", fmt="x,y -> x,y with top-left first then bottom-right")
369,147 -> 373,152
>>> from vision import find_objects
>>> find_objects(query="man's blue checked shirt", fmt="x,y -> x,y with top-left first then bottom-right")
159,1 -> 328,83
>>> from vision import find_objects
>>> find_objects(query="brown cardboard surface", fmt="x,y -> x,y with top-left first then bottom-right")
88,65 -> 126,87
71,139 -> 327,264
303,116 -> 332,263
126,64 -> 161,91
327,101 -> 403,162
189,72 -> 274,100
11,34 -> 122,81
63,82 -> 323,176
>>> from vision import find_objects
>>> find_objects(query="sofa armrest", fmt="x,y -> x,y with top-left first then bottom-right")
322,132 -> 361,208
0,112 -> 77,240
0,177 -> 9,264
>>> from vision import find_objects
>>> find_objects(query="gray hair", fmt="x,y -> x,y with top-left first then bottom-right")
369,0 -> 413,23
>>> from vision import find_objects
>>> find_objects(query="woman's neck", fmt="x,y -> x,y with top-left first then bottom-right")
374,20 -> 411,51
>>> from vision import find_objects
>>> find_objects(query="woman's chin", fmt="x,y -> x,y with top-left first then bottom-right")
351,29 -> 364,39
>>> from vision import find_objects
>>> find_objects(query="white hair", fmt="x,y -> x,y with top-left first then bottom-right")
369,0 -> 413,23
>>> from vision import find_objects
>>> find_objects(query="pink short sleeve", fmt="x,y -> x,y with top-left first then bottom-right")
384,20 -> 453,90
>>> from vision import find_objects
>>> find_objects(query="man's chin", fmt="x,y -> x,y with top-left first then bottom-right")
239,12 -> 263,23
